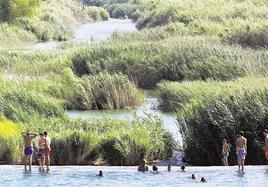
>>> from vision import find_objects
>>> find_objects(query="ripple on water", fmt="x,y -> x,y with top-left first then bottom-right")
0,166 -> 268,187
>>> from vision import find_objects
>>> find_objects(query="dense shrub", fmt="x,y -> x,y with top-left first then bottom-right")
0,88 -> 65,123
0,118 -> 22,164
157,77 -> 268,112
0,0 -> 40,21
51,131 -> 97,165
73,72 -> 144,110
179,91 -> 268,165
157,77 -> 268,165
225,27 -> 268,48
71,36 -> 268,88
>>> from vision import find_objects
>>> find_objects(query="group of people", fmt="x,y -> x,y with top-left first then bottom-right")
22,131 -> 51,171
222,129 -> 268,171
21,129 -> 268,173
138,161 -> 208,182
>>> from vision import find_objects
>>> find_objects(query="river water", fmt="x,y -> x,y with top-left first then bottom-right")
11,18 -> 137,51
1,165 -> 267,187
67,90 -> 181,142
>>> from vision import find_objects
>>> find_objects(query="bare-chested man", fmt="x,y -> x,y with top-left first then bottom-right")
236,131 -> 247,171
22,131 -> 38,171
263,129 -> 268,160
222,139 -> 230,166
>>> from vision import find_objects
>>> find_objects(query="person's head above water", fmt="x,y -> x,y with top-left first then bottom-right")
152,165 -> 158,172
239,131 -> 244,137
192,174 -> 196,179
201,177 -> 207,182
98,170 -> 103,177
181,165 -> 185,171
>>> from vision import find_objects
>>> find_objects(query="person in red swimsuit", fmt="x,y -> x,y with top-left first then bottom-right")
263,129 -> 268,160
44,131 -> 51,171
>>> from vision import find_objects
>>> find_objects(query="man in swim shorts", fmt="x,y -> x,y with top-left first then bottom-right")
22,131 -> 38,171
44,131 -> 51,171
222,139 -> 230,166
263,129 -> 268,160
236,131 -> 247,171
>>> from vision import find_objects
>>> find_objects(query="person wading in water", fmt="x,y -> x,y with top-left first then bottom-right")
22,131 -> 38,171
236,131 -> 247,171
44,131 -> 51,171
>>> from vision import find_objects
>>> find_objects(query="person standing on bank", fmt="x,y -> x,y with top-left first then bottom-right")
44,131 -> 51,171
222,139 -> 230,166
236,131 -> 247,171
22,131 -> 38,171
263,129 -> 268,160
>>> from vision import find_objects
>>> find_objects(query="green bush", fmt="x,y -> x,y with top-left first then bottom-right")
51,131 -> 97,165
71,35 -> 268,88
0,0 -> 40,21
157,77 -> 268,165
0,118 -> 22,164
180,91 -> 268,165
73,72 -> 144,110
225,27 -> 268,48
157,77 -> 268,112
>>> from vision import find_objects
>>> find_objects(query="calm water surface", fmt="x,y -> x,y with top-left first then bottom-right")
10,18 -> 136,51
67,91 -> 181,144
1,165 -> 267,187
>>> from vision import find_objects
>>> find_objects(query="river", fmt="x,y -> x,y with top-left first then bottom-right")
13,18 -> 137,51
1,165 -> 267,187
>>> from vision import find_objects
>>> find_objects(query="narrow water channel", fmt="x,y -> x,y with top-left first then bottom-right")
67,90 -> 182,143
17,18 -> 137,51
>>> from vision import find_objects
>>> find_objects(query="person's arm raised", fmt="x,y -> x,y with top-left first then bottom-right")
29,132 -> 38,138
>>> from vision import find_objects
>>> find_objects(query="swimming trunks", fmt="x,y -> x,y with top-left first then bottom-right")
38,148 -> 45,160
223,152 -> 229,161
24,147 -> 33,155
237,148 -> 246,160
265,146 -> 268,159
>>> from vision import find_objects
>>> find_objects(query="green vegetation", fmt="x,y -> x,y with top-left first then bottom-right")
71,34 -> 268,88
0,0 -> 109,46
0,74 -> 171,165
1,0 -> 268,166
157,77 -> 268,165
0,0 -> 40,21
89,0 -> 268,48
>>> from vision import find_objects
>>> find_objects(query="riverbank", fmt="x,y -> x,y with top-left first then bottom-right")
0,165 -> 267,186
0,0 -> 109,47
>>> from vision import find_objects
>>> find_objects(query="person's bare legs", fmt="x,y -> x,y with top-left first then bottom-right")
29,155 -> 32,171
41,159 -> 45,171
238,159 -> 241,170
24,155 -> 27,170
241,159 -> 245,171
46,156 -> 50,171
